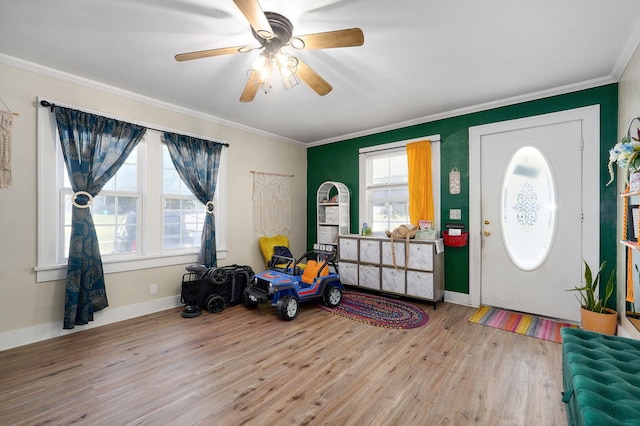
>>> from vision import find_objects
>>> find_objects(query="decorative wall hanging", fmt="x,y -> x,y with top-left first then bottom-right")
449,167 -> 461,194
0,97 -> 17,189
252,171 -> 292,237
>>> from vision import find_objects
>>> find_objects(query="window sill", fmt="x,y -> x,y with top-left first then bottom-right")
35,248 -> 228,283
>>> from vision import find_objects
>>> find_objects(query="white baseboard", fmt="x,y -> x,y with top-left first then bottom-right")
0,295 -> 182,352
445,290 -> 474,307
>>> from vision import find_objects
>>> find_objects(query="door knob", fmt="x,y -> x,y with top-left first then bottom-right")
483,230 -> 491,236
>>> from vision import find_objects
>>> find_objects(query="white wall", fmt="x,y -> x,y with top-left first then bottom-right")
0,60 -> 307,350
617,43 -> 640,338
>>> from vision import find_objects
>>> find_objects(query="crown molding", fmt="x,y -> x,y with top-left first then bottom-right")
0,53 -> 305,146
307,76 -> 617,147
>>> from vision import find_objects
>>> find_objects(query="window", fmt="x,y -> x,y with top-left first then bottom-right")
365,149 -> 410,233
36,99 -> 227,282
161,145 -> 207,251
359,137 -> 441,235
61,146 -> 141,256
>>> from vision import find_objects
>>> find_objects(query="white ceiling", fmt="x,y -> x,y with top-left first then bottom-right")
1,0 -> 640,145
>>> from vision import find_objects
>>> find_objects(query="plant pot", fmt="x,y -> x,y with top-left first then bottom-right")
580,307 -> 617,335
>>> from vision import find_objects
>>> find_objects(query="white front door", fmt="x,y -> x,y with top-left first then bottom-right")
469,106 -> 601,322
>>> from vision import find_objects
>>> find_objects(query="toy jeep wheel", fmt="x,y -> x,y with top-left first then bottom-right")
323,286 -> 342,307
242,288 -> 258,308
206,294 -> 225,313
277,296 -> 298,321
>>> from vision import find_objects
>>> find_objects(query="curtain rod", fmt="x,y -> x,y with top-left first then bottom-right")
251,171 -> 294,177
39,100 -> 229,147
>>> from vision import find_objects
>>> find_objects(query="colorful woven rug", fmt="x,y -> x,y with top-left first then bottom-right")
317,290 -> 429,329
468,305 -> 578,343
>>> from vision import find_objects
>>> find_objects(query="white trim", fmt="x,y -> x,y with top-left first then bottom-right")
1,53 -> 302,146
468,105 -> 601,307
309,78 -> 615,147
0,295 -> 182,352
0,53 -> 617,148
34,250 -> 229,283
38,97 -> 230,145
36,98 -> 229,282
444,290 -> 473,307
358,137 -> 441,232
358,134 -> 441,154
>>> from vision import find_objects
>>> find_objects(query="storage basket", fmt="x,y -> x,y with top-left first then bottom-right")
443,230 -> 468,247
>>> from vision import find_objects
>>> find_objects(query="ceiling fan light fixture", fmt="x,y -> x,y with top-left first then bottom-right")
290,37 -> 305,50
256,29 -> 274,40
250,52 -> 271,79
281,72 -> 300,91
176,0 -> 364,102
248,68 -> 272,94
275,52 -> 298,78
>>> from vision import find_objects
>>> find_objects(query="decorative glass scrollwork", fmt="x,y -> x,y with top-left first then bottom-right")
501,146 -> 557,271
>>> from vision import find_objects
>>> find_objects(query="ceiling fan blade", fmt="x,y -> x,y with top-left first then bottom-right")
240,71 -> 261,102
233,0 -> 274,39
295,28 -> 364,50
175,46 -> 249,62
297,60 -> 332,96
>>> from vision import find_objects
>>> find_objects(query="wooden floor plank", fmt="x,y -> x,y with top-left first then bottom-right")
0,299 -> 567,425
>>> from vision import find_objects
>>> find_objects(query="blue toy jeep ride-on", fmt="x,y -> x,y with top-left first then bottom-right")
243,244 -> 343,320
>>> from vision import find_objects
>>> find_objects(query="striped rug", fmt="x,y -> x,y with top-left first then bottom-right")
468,305 -> 578,343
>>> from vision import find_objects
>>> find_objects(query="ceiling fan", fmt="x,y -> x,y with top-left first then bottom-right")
174,0 -> 364,102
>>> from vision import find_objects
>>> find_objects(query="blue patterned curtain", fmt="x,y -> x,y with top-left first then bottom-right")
54,106 -> 146,329
162,132 -> 224,267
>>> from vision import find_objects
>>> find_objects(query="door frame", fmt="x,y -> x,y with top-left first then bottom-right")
468,105 -> 601,307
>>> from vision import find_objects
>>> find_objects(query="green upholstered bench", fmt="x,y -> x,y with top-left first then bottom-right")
561,327 -> 640,425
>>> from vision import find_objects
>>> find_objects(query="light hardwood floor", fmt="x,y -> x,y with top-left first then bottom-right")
0,297 -> 567,425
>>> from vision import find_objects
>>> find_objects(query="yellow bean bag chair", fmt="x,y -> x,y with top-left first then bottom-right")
259,235 -> 290,268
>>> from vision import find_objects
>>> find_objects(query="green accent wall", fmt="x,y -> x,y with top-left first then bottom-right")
307,84 -> 618,302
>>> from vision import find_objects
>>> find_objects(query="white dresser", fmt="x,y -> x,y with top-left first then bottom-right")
338,235 -> 445,308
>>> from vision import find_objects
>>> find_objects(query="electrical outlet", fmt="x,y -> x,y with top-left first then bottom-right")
150,284 -> 158,295
450,209 -> 462,220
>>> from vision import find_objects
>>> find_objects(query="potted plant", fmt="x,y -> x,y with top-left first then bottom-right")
568,260 -> 617,335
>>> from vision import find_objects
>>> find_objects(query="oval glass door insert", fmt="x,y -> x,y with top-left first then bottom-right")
501,146 -> 557,271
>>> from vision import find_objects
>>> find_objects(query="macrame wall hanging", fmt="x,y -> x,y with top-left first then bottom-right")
252,171 -> 292,237
0,97 -> 18,189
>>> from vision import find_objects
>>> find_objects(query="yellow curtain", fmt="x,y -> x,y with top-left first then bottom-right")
407,140 -> 433,226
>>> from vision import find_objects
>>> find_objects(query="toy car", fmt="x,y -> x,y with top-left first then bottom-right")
243,244 -> 343,320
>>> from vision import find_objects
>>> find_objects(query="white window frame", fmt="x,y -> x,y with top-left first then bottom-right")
358,135 -> 441,234
35,98 -> 227,282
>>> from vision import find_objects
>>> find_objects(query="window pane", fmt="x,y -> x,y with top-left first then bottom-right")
62,193 -> 139,256
371,157 -> 390,185
370,200 -> 409,233
162,145 -> 207,250
115,164 -> 137,192
163,199 -> 205,250
113,197 -> 139,254
163,168 -> 181,194
370,152 -> 408,185
371,187 -> 408,201
101,147 -> 138,192
389,155 -> 408,183
501,146 -> 556,271
365,149 -> 410,235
